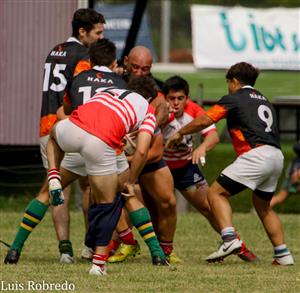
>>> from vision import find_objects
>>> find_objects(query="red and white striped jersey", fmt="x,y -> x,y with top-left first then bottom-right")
69,88 -> 157,149
163,99 -> 217,169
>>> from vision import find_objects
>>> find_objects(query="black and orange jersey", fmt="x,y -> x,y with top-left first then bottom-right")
67,65 -> 128,110
40,37 -> 88,137
206,86 -> 280,156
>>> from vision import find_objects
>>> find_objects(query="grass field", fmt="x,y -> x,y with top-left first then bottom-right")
0,211 -> 299,293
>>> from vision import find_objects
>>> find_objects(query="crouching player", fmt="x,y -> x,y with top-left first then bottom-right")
46,76 -> 168,276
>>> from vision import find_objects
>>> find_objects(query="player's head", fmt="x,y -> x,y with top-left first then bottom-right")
89,39 -> 117,69
128,76 -> 157,101
72,8 -> 105,47
124,46 -> 153,77
163,75 -> 189,118
226,62 -> 260,94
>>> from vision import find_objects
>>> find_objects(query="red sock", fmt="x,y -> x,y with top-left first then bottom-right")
118,228 -> 137,245
93,253 -> 108,266
47,168 -> 61,181
107,239 -> 120,255
160,240 -> 173,256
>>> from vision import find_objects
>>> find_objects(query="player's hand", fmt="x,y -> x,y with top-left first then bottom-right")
48,179 -> 64,206
121,182 -> 136,199
165,132 -> 183,149
192,146 -> 206,166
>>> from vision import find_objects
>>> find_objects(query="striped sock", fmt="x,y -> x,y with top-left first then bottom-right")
221,227 -> 236,242
47,168 -> 61,182
93,253 -> 107,266
59,240 -> 74,257
118,228 -> 137,245
10,199 -> 48,253
274,244 -> 290,257
129,207 -> 165,258
160,240 -> 173,256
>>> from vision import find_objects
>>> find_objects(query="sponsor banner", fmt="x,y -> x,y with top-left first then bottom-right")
191,5 -> 300,70
95,3 -> 156,61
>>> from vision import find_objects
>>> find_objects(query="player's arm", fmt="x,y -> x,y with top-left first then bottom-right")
146,133 -> 164,164
127,131 -> 152,184
151,94 -> 169,128
192,130 -> 219,165
166,114 -> 214,149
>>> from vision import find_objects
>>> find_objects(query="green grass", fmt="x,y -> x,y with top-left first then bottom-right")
153,70 -> 300,101
0,212 -> 299,293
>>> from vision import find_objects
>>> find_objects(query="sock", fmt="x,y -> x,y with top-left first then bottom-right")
107,239 -> 120,255
118,228 -> 137,245
160,240 -> 173,256
129,207 -> 165,259
93,253 -> 107,267
274,244 -> 290,257
10,199 -> 48,253
221,227 -> 236,242
59,240 -> 74,257
47,168 -> 61,182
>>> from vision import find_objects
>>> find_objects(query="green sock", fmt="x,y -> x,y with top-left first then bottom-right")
59,240 -> 74,257
11,199 -> 48,253
129,207 -> 165,259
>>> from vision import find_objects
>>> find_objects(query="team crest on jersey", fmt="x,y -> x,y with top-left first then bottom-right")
87,76 -> 113,84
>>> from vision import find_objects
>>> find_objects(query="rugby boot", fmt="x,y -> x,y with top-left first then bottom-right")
4,248 -> 20,264
108,242 -> 140,263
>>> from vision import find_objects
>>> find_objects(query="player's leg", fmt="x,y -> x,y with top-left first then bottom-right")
51,167 -> 81,263
181,184 -> 258,262
87,173 -> 121,276
252,192 -> 294,265
4,131 -> 65,264
139,165 -> 178,263
124,195 -> 167,265
204,178 -> 245,263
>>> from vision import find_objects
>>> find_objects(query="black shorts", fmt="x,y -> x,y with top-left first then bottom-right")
140,159 -> 167,176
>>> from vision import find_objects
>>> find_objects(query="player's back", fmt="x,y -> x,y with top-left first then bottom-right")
70,88 -> 155,148
40,39 -> 88,137
225,87 -> 280,154
69,66 -> 128,109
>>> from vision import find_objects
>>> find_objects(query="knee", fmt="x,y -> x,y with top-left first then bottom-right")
158,193 -> 177,212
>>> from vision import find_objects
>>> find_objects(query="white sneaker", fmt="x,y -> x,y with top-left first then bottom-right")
81,245 -> 94,260
89,264 -> 107,276
272,253 -> 294,266
205,238 -> 242,263
60,253 -> 75,264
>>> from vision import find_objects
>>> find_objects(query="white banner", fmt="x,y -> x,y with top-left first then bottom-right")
191,5 -> 300,70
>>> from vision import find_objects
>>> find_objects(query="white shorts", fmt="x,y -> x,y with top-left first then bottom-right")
55,119 -> 129,176
222,145 -> 284,193
40,135 -> 87,176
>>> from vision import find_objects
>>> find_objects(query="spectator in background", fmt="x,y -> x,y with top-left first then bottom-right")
271,141 -> 300,207
4,8 -> 105,265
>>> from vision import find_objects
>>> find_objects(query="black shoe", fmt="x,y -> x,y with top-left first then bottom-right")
4,249 -> 20,264
152,255 -> 169,266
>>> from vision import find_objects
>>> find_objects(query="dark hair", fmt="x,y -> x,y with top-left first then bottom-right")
89,39 -> 116,67
128,76 -> 157,100
226,62 -> 260,86
163,75 -> 189,96
72,8 -> 105,38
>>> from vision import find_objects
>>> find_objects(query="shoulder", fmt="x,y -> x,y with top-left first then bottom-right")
185,99 -> 205,117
